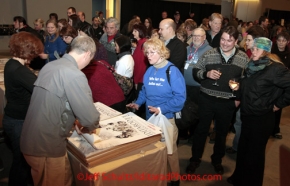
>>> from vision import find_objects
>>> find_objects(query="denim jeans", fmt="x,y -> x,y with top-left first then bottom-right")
2,114 -> 32,185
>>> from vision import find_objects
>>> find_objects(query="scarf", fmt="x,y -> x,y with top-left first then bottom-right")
245,57 -> 272,77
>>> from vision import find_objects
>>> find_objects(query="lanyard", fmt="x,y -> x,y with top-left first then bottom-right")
188,41 -> 205,60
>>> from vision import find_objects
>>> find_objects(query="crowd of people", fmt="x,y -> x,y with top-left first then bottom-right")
1,6 -> 290,186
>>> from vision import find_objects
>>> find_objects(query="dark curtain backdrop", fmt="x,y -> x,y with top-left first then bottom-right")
268,9 -> 290,25
120,0 -> 221,29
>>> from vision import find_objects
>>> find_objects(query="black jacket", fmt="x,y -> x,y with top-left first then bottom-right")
240,59 -> 290,116
19,26 -> 44,43
271,44 -> 290,68
206,30 -> 222,48
166,36 -> 187,73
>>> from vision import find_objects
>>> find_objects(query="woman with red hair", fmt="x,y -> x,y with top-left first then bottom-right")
3,32 -> 43,185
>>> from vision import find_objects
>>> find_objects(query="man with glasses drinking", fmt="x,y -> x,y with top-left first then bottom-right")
206,13 -> 223,48
186,26 -> 249,175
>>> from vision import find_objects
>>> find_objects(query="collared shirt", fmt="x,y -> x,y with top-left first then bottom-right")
164,35 -> 175,46
20,54 -> 100,157
220,47 -> 236,62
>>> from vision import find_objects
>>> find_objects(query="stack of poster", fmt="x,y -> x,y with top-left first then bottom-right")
67,102 -> 162,168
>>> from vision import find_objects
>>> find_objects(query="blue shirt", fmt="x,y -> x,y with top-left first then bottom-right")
135,61 -> 186,120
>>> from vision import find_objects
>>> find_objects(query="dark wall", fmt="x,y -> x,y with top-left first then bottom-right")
120,0 -> 221,29
268,9 -> 290,25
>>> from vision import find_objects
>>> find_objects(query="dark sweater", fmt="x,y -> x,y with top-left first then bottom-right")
271,45 -> 290,68
166,36 -> 187,73
82,60 -> 124,106
206,30 -> 222,48
4,59 -> 37,119
193,48 -> 249,99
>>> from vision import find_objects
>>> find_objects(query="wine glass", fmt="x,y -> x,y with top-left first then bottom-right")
229,78 -> 239,97
212,68 -> 222,86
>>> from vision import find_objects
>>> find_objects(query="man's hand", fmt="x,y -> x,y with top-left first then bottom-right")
273,105 -> 280,112
235,100 -> 240,107
207,70 -> 222,80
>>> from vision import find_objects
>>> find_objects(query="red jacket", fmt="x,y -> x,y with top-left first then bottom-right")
132,38 -> 148,84
82,60 -> 124,106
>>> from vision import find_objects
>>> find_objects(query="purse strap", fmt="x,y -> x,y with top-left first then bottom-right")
97,60 -> 115,73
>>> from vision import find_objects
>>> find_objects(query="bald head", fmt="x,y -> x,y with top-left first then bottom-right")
77,11 -> 85,22
159,18 -> 176,41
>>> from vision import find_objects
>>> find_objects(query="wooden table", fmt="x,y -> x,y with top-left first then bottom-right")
68,141 -> 168,186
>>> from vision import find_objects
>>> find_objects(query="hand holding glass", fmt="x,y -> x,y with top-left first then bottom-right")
212,68 -> 222,86
229,78 -> 239,97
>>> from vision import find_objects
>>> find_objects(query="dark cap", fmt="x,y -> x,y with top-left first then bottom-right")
174,11 -> 180,15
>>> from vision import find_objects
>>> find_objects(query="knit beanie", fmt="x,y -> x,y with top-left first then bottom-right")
254,37 -> 272,52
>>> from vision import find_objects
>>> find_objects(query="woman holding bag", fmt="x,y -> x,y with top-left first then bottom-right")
126,38 -> 186,186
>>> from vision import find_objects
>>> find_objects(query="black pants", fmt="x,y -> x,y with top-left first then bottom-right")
190,92 -> 236,164
3,114 -> 33,186
178,85 -> 200,139
231,112 -> 275,186
273,108 -> 282,134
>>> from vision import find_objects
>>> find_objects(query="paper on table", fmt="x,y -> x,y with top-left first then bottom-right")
94,102 -> 122,121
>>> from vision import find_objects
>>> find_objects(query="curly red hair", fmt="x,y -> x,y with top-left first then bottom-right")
9,32 -> 44,61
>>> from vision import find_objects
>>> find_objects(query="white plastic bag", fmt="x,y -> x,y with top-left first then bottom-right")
147,110 -> 174,154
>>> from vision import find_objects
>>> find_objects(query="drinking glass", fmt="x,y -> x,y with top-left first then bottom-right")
212,68 -> 222,86
229,78 -> 239,97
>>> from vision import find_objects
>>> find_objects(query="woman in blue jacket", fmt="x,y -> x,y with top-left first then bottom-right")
127,38 -> 186,186
39,19 -> 67,62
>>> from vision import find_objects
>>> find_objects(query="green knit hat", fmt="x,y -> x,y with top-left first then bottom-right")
254,37 -> 272,52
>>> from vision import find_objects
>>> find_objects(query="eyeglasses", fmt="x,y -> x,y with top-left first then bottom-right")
145,51 -> 157,56
192,35 -> 205,38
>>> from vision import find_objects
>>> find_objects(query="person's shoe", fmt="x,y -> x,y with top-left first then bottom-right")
0,157 -> 4,171
274,133 -> 282,139
209,131 -> 216,144
186,161 -> 200,174
212,163 -> 224,175
171,180 -> 180,186
226,147 -> 237,154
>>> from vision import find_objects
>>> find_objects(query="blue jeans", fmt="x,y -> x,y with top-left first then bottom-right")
2,114 -> 32,185
232,109 -> 242,151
